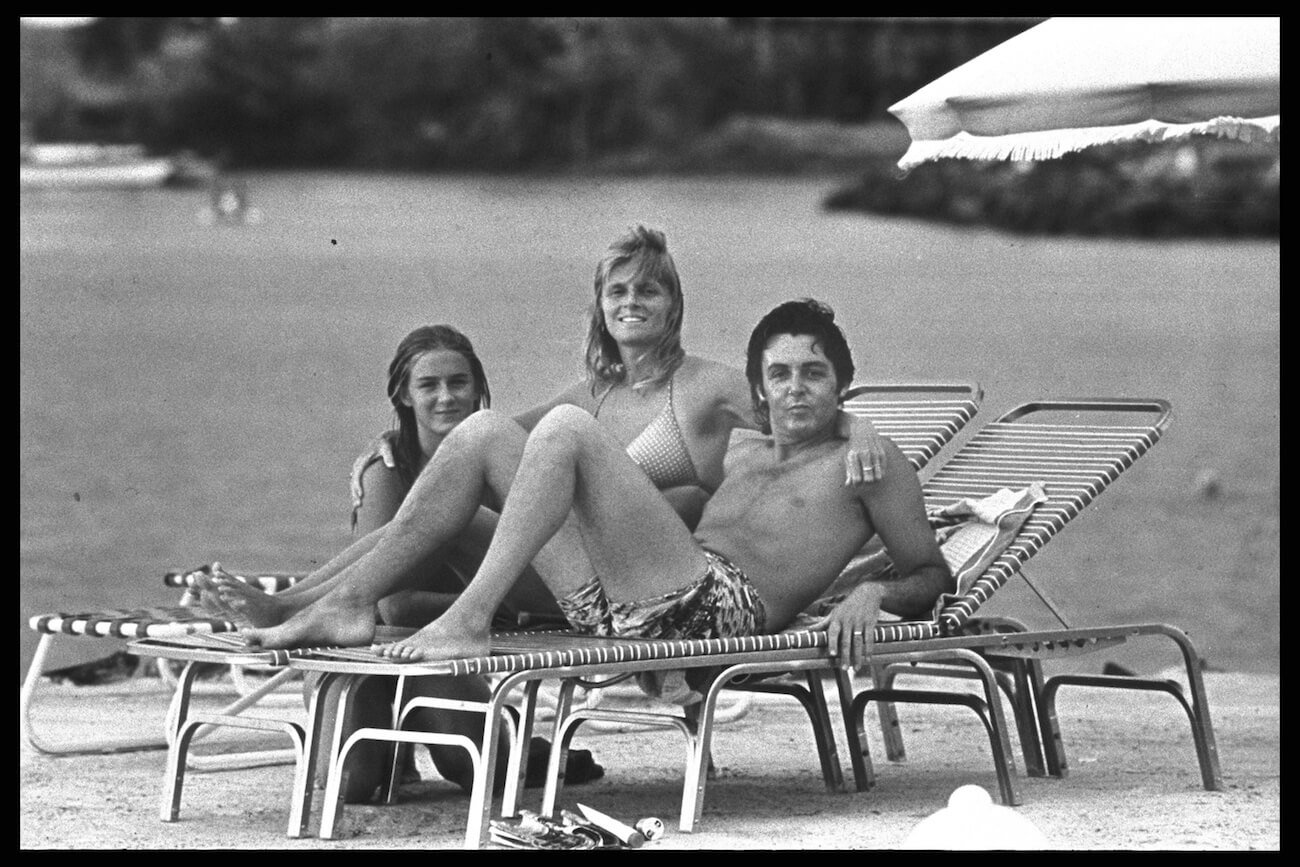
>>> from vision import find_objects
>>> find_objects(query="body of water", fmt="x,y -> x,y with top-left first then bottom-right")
20,172 -> 1279,680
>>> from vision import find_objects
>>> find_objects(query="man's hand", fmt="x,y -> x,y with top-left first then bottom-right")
809,582 -> 885,670
838,410 -> 886,485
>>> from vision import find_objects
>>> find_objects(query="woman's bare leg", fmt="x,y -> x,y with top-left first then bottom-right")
209,529 -> 388,623
241,410 -> 547,649
381,405 -> 705,661
441,506 -> 564,620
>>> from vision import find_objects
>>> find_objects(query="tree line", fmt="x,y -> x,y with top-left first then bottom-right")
20,17 -> 1040,171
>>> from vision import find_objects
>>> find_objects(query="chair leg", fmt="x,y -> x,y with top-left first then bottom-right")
540,679 -> 580,819
318,683 -> 521,846
382,674 -> 411,806
681,701 -> 715,784
23,633 -> 170,756
804,672 -> 846,792
683,686 -> 714,832
833,666 -> 875,792
1169,627 -> 1225,791
725,673 -> 845,792
468,670 -> 542,849
321,726 -> 484,843
694,664 -> 854,830
946,650 -> 1022,807
1040,625 -> 1223,792
851,651 -> 1022,806
963,615 -> 1053,778
155,653 -> 307,833
181,667 -> 303,772
877,656 -> 1044,777
160,660 -> 200,822
317,674 -> 366,839
289,670 -> 342,838
1000,658 -> 1047,778
1032,657 -> 1069,778
870,661 -> 907,762
547,683 -> 700,831
499,693 -> 532,819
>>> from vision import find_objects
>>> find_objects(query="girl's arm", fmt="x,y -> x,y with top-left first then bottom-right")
352,460 -> 408,539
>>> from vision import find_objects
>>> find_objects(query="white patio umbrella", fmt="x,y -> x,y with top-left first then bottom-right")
888,17 -> 1280,171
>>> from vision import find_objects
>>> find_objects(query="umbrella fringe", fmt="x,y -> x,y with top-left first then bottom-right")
897,115 -> 1279,171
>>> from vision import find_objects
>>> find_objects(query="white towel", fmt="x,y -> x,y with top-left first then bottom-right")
789,482 -> 1047,629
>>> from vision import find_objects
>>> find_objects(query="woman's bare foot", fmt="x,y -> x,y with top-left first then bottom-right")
374,616 -> 491,662
241,592 -> 378,649
190,569 -> 237,619
210,563 -> 291,628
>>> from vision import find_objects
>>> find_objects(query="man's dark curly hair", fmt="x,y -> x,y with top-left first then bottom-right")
744,298 -> 855,434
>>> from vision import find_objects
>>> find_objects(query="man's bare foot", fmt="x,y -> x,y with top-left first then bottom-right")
241,592 -> 378,649
374,617 -> 490,663
210,563 -> 290,628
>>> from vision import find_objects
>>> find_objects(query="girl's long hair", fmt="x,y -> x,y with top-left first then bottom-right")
386,324 -> 490,473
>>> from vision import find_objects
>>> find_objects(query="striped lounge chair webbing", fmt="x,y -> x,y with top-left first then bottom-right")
130,633 -> 331,667
442,630 -> 828,676
29,606 -> 238,639
928,403 -> 1168,634
308,622 -> 940,678
842,383 -> 981,471
163,567 -> 301,594
130,622 -> 421,667
291,615 -> 944,675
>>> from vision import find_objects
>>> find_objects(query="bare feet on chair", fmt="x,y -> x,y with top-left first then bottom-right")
374,616 -> 490,663
210,563 -> 290,628
192,566 -> 246,622
240,593 -> 378,649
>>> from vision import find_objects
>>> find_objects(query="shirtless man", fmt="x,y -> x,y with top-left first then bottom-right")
354,298 -> 953,669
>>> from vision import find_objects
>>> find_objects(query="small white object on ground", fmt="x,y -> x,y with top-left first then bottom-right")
901,784 -> 1048,849
635,816 -> 665,841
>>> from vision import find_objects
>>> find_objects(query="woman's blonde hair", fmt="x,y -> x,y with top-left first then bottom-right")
583,224 -> 685,393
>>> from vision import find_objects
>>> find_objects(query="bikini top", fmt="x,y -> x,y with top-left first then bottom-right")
595,377 -> 703,491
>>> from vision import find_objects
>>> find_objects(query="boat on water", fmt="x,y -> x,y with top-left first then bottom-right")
20,142 -> 214,190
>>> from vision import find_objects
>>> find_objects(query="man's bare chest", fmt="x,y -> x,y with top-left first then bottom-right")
710,449 -> 857,525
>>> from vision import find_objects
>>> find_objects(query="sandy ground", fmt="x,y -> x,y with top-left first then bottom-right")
20,663 -> 1278,851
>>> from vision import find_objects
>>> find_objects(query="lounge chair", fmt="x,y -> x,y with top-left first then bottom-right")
126,626 -> 421,837
232,396 -> 1213,851
22,568 -> 301,761
845,398 -> 1223,795
536,397 -> 1221,837
840,381 -> 983,473
217,382 -> 981,846
128,631 -> 327,837
281,630 -> 850,847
